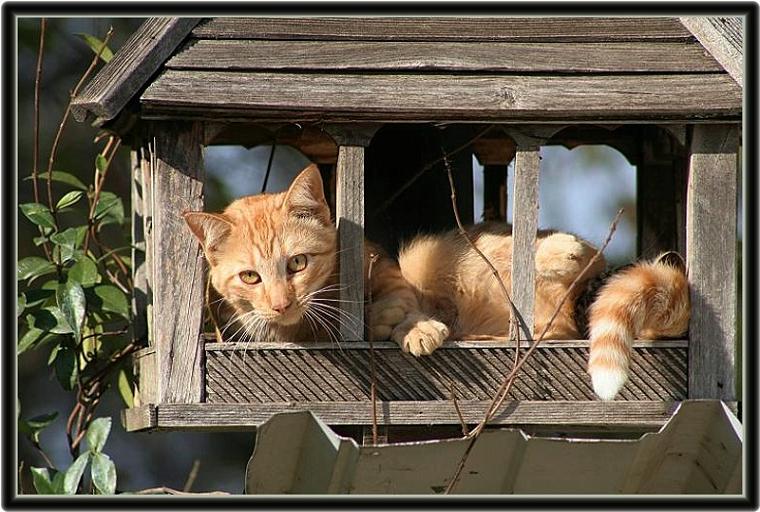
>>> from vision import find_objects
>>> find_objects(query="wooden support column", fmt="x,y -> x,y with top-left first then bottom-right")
686,124 -> 739,400
510,142 -> 541,340
151,121 -> 206,403
336,146 -> 365,341
327,124 -> 378,342
637,126 -> 687,258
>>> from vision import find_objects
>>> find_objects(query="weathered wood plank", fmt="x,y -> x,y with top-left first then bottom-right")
686,124 -> 739,400
133,347 -> 157,406
130,150 -> 147,343
680,17 -> 743,86
192,17 -> 693,42
121,401 -> 683,432
168,40 -> 722,73
511,145 -> 540,339
203,339 -> 690,350
141,144 -> 155,345
141,71 -> 742,122
336,145 -> 365,341
151,121 -> 206,403
72,18 -> 201,122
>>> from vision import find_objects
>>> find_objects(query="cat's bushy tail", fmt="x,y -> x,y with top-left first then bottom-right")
587,252 -> 690,401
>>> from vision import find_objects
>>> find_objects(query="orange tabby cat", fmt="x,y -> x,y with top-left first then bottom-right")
184,164 -> 689,401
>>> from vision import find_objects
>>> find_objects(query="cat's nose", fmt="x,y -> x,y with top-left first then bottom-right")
272,299 -> 292,314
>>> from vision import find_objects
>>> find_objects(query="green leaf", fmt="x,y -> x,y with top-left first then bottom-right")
47,343 -> 61,365
50,226 -> 87,263
33,235 -> 50,246
23,288 -> 55,309
20,203 -> 57,230
76,33 -> 113,63
51,470 -> 66,494
54,345 -> 78,391
118,369 -> 134,408
56,190 -> 84,210
57,282 -> 86,342
17,256 -> 56,283
90,285 -> 129,319
19,412 -> 58,444
95,154 -> 108,173
85,417 -> 111,453
93,192 -> 124,229
18,294 -> 26,317
68,257 -> 100,287
27,171 -> 88,191
18,327 -> 44,355
30,467 -> 54,495
27,307 -> 72,334
90,453 -> 116,494
63,452 -> 90,494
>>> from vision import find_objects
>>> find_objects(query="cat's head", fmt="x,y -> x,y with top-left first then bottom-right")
183,164 -> 337,330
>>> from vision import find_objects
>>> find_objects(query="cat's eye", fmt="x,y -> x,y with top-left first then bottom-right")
287,254 -> 308,274
239,270 -> 261,284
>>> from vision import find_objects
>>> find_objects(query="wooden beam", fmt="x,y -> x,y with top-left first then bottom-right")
335,145 -> 365,341
192,17 -> 692,42
510,144 -> 541,339
121,401 -> 683,432
686,124 -> 739,400
680,17 -> 743,87
168,40 -> 722,73
72,18 -> 201,122
141,71 -> 742,123
151,121 -> 206,403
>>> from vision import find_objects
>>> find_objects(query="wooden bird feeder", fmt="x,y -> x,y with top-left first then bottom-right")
71,16 -> 742,440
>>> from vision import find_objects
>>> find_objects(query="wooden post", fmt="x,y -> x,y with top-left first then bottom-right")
637,126 -> 687,258
151,121 -> 206,403
510,143 -> 541,340
686,124 -> 739,400
336,145 -> 366,341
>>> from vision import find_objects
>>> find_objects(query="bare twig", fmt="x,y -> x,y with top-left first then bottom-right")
183,460 -> 201,492
444,208 -> 624,494
447,382 -> 469,436
31,19 -> 52,262
441,147 -> 523,348
366,252 -> 381,445
46,27 -> 114,223
133,487 -> 229,496
371,126 -> 493,219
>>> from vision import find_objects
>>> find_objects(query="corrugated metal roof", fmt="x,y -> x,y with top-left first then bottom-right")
245,400 -> 742,494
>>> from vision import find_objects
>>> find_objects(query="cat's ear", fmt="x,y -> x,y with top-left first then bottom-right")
182,211 -> 233,257
284,164 -> 330,224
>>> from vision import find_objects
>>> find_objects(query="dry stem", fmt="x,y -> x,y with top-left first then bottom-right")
366,252 -> 381,445
31,19 -> 52,262
444,208 -> 624,494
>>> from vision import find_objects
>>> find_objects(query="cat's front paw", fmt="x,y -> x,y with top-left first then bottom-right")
392,313 -> 449,356
367,296 -> 412,341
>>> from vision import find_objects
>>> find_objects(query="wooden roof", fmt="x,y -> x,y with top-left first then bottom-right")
72,16 -> 744,126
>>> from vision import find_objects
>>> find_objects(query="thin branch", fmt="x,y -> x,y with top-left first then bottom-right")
183,460 -> 201,492
366,252 -> 381,445
370,126 -> 493,219
444,208 -> 624,494
45,26 -> 114,221
133,487 -> 229,496
447,382 -> 469,436
31,19 -> 52,262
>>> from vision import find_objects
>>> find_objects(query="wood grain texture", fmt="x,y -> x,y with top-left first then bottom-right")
130,150 -> 147,342
121,401 -> 683,432
686,124 -> 739,400
133,348 -> 157,406
141,71 -> 742,122
203,344 -> 687,402
511,146 -> 540,339
72,18 -> 201,122
203,340 -> 690,350
192,17 -> 693,42
336,145 -> 365,341
140,145 -> 155,345
168,39 -> 722,73
681,17 -> 743,86
151,122 -> 206,403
